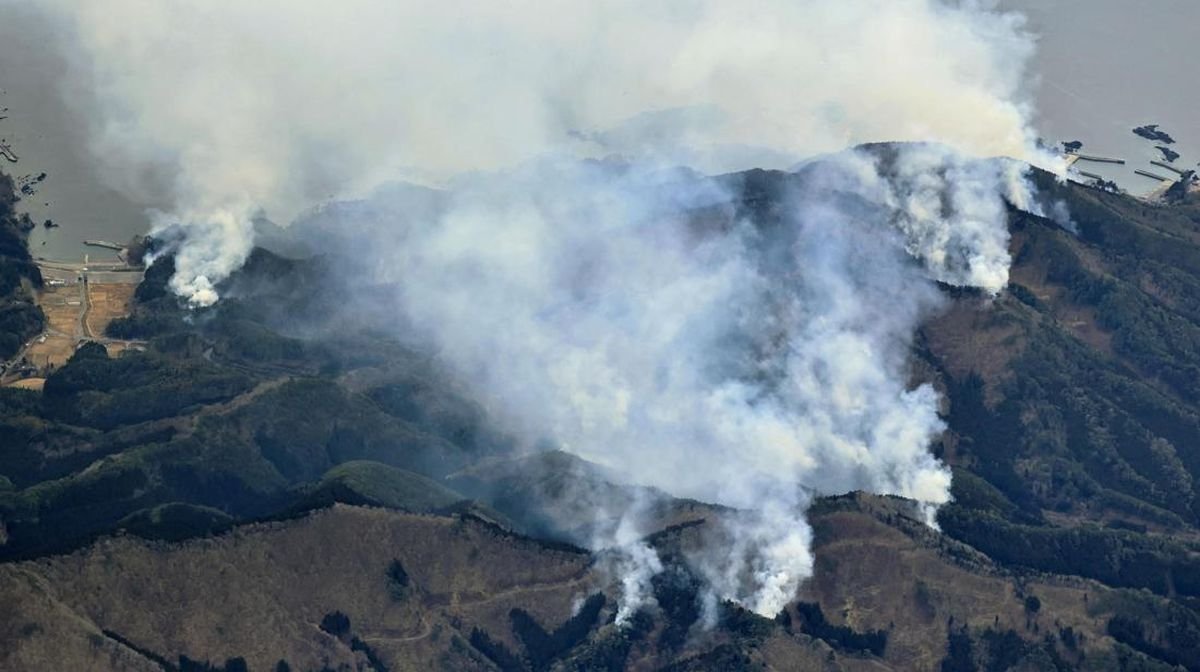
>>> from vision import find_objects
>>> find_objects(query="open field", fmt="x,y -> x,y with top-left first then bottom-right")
7,377 -> 45,391
4,273 -> 142,383
22,283 -> 82,371
18,335 -> 76,373
85,281 -> 136,339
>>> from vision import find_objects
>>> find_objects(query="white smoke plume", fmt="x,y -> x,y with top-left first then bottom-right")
293,146 -> 1031,616
36,0 -> 1053,306
32,1 -> 1056,617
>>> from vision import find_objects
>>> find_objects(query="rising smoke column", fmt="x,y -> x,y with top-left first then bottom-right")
34,0 -> 1059,616
37,0 -> 1051,306
291,146 -> 1034,617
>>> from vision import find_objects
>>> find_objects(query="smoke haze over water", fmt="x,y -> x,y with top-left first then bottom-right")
33,0 -> 1059,617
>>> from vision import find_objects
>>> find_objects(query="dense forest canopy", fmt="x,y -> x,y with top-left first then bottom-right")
0,171 -> 44,359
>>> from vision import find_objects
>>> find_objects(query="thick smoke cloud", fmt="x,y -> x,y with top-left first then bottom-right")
294,145 -> 1033,616
38,0 -> 1051,306
33,1 -> 1056,617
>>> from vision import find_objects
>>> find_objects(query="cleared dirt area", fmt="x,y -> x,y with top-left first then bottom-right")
8,279 -> 139,380
85,282 -> 136,338
23,284 -> 82,371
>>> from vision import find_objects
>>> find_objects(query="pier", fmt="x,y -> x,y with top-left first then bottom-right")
1071,153 -> 1126,164
1149,160 -> 1186,176
83,240 -> 125,251
1134,168 -> 1173,182
1077,170 -> 1105,181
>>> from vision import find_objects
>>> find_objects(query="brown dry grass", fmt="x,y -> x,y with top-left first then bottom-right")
799,507 -> 1115,672
0,569 -> 161,672
85,283 -> 136,339
23,337 -> 76,371
922,301 -> 1026,407
12,281 -> 138,378
0,499 -> 1135,671
7,377 -> 45,391
1,506 -> 593,672
23,284 -> 81,371
37,285 -> 80,335
1006,229 -> 1115,357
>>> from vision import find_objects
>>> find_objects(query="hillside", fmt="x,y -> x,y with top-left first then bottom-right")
0,170 -> 45,359
4,164 -> 1200,670
1,497 -> 1184,672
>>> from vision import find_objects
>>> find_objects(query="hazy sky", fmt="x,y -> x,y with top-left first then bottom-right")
1,1 -> 1197,260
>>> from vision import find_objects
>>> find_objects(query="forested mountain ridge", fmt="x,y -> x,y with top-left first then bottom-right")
929,171 -> 1200,589
4,165 -> 1200,670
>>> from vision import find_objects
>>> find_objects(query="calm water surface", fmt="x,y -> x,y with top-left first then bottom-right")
0,6 -> 145,262
1003,0 -> 1200,194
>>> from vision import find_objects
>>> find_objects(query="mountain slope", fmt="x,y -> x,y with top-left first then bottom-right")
4,164 -> 1200,669
2,498 -> 1185,672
